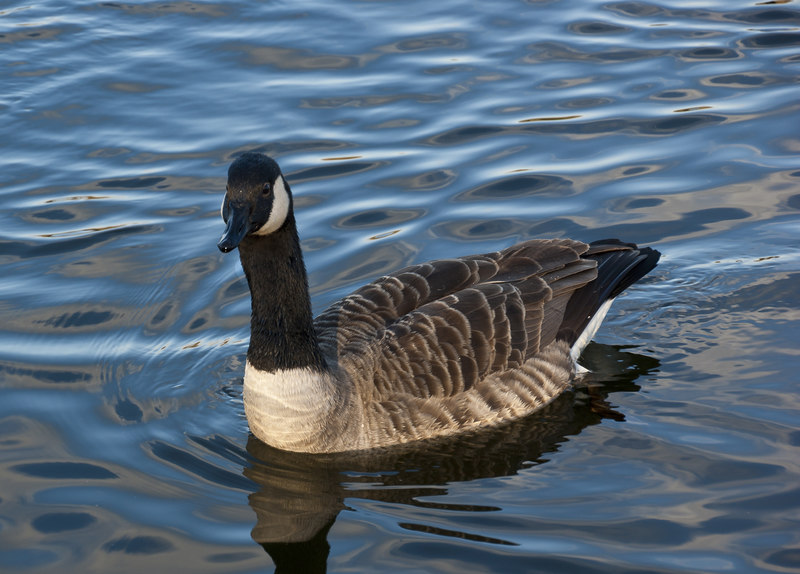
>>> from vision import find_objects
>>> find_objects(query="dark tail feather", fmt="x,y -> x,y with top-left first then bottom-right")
557,239 -> 661,345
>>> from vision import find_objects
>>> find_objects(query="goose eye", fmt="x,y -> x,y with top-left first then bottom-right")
262,182 -> 272,195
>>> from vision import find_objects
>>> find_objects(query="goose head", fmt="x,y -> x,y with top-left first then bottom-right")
217,152 -> 293,253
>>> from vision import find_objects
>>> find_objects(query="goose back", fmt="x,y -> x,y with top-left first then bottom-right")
310,238 -> 655,447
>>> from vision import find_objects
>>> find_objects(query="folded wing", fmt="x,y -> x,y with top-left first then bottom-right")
315,238 -> 603,400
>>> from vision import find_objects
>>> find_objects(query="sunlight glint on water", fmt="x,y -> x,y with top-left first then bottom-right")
1,0 -> 799,572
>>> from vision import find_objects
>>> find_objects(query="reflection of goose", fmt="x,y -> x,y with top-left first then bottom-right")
218,152 -> 660,453
245,344 -> 659,571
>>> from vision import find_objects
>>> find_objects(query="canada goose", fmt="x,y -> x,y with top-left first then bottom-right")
218,152 -> 660,453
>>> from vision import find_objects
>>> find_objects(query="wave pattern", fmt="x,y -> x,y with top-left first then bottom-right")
0,0 -> 798,572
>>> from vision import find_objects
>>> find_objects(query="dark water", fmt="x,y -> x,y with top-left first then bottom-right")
2,0 -> 799,572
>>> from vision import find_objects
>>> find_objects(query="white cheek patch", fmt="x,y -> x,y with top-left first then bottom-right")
253,175 -> 290,236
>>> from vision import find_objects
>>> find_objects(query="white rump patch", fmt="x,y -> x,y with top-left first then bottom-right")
570,298 -> 615,369
253,175 -> 290,236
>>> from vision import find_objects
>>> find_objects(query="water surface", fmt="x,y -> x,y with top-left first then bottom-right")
1,0 -> 799,572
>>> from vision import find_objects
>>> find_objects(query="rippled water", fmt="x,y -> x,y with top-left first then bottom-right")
2,0 -> 799,572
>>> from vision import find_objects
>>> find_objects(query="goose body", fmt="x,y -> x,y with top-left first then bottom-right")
218,152 -> 660,453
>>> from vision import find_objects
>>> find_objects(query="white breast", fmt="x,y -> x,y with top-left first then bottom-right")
242,361 -> 359,452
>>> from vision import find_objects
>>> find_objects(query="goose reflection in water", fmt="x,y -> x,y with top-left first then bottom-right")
242,343 -> 659,573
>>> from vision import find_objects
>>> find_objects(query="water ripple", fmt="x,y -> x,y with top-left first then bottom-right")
1,0 -> 799,572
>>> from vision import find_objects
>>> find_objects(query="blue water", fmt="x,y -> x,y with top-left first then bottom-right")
2,1 -> 799,572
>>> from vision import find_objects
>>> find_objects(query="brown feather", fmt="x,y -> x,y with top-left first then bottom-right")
315,239 -> 604,408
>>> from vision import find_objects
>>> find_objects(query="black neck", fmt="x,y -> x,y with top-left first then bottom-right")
237,214 -> 328,373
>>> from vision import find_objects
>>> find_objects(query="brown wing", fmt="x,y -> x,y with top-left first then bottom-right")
314,238 -> 598,399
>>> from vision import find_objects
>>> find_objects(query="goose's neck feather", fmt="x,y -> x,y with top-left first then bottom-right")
238,216 -> 327,373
